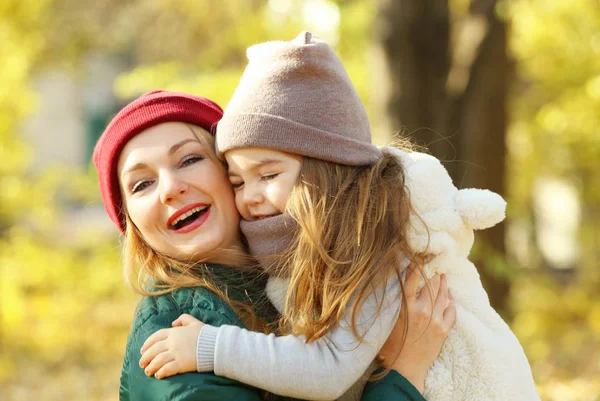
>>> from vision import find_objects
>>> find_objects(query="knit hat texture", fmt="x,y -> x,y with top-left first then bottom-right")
216,31 -> 381,166
93,90 -> 223,234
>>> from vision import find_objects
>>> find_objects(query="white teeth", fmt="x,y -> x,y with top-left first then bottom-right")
171,206 -> 208,226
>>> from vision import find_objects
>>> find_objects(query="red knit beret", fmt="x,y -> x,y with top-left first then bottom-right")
93,90 -> 223,234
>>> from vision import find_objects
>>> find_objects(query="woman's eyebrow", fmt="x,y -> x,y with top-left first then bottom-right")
168,138 -> 198,156
122,162 -> 147,177
122,139 -> 199,177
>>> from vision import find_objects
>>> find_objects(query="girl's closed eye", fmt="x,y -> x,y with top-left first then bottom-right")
261,173 -> 279,181
229,177 -> 244,190
180,154 -> 204,167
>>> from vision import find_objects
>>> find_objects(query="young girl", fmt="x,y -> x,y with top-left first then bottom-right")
139,32 -> 455,400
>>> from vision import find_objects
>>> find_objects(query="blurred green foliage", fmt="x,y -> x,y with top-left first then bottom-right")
0,0 -> 598,400
505,0 -> 600,399
0,0 -> 134,398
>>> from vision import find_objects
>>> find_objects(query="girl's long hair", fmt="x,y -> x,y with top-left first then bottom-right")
279,139 -> 427,356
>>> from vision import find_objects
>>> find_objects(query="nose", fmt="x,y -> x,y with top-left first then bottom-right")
159,171 -> 188,205
243,182 -> 263,206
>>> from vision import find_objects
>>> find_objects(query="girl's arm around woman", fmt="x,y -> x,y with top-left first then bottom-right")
120,286 -> 272,401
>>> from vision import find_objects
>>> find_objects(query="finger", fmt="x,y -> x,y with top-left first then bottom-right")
172,313 -> 200,327
143,351 -> 174,377
403,262 -> 421,299
432,275 -> 449,318
438,274 -> 449,298
139,341 -> 167,369
155,360 -> 181,380
172,313 -> 191,327
430,273 -> 442,297
443,295 -> 457,330
141,329 -> 167,354
419,273 -> 441,305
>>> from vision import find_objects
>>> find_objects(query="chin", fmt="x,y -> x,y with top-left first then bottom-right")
179,235 -> 225,260
187,230 -> 241,261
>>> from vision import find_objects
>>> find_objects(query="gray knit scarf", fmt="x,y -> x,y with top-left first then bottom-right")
240,213 -> 297,277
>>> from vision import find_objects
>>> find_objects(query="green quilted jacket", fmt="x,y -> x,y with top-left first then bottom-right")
119,263 -> 425,401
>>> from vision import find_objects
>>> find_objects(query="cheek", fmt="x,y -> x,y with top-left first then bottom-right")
234,191 -> 249,216
125,199 -> 169,252
268,183 -> 292,212
126,198 -> 157,231
223,189 -> 241,220
207,169 -> 241,220
271,170 -> 300,211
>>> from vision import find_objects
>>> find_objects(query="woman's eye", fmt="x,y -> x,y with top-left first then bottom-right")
261,173 -> 279,181
181,154 -> 204,167
132,180 -> 152,194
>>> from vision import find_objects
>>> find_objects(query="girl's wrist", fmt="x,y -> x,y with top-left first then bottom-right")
196,324 -> 218,372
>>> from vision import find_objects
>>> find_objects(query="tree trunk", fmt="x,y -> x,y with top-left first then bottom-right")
372,0 -> 511,315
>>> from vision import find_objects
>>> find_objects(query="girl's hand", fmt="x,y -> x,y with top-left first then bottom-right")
379,267 -> 456,394
139,314 -> 205,379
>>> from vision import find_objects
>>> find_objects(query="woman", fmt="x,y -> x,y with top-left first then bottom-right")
93,90 -> 451,401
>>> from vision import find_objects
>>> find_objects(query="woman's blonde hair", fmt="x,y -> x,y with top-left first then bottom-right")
121,124 -> 264,330
279,139 -> 427,356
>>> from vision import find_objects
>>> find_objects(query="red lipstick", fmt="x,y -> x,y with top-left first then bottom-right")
167,203 -> 210,233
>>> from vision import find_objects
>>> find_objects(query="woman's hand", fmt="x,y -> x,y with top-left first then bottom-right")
139,314 -> 205,379
379,266 -> 456,394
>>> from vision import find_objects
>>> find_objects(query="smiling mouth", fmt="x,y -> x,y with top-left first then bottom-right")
170,205 -> 210,230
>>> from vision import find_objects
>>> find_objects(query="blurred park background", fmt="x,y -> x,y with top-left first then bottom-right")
1,0 -> 599,400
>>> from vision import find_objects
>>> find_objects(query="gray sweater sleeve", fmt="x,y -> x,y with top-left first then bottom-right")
197,277 -> 402,400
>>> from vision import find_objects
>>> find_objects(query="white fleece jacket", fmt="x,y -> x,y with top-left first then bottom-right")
386,148 -> 540,401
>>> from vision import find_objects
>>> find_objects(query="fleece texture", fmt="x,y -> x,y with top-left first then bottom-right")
386,148 -> 540,401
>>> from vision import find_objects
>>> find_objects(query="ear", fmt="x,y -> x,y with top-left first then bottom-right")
455,188 -> 507,230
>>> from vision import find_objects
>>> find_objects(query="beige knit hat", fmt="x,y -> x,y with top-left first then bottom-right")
216,31 -> 382,166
